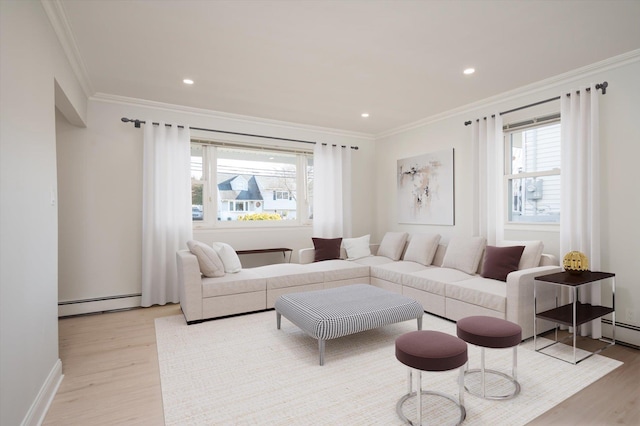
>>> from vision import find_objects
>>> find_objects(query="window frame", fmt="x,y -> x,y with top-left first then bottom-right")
503,118 -> 561,228
191,140 -> 313,229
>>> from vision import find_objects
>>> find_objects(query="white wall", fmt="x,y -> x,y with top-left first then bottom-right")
375,52 -> 640,344
56,96 -> 375,312
0,2 -> 87,425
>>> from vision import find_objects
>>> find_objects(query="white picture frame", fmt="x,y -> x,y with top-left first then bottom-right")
397,148 -> 455,225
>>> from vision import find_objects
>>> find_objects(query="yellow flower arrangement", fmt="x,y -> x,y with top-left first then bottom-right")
237,213 -> 282,221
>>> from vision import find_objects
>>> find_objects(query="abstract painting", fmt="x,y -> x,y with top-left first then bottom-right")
397,148 -> 454,225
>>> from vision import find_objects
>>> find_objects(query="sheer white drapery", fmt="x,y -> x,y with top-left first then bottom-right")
472,114 -> 504,244
142,122 -> 192,307
312,143 -> 352,238
560,84 -> 601,337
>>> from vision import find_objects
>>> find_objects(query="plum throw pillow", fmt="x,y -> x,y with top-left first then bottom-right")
211,242 -> 242,273
377,232 -> 408,260
342,234 -> 371,260
403,233 -> 441,266
481,245 -> 526,281
312,237 -> 342,262
441,236 -> 486,274
187,240 -> 225,278
497,240 -> 544,270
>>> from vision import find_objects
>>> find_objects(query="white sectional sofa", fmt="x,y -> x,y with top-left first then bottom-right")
177,233 -> 561,339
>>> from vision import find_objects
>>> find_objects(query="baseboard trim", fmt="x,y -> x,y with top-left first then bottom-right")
602,319 -> 640,349
58,294 -> 142,317
21,359 -> 63,426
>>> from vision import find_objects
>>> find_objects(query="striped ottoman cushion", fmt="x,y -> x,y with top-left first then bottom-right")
275,284 -> 424,340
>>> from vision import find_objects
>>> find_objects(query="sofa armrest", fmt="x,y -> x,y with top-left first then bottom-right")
505,265 -> 563,339
176,250 -> 203,323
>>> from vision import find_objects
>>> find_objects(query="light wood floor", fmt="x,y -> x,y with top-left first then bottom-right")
43,305 -> 639,425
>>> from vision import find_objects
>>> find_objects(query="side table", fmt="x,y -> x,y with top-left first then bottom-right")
534,271 -> 615,364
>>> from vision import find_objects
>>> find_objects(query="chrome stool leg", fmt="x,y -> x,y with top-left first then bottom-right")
464,345 -> 521,400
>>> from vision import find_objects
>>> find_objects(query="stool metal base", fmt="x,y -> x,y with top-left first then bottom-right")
463,368 -> 521,400
396,368 -> 466,426
396,391 -> 466,426
463,346 -> 520,400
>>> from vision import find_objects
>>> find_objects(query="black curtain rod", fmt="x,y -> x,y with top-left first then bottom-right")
120,117 -> 359,150
464,81 -> 608,126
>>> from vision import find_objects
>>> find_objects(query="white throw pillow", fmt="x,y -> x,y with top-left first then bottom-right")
403,233 -> 442,266
342,235 -> 372,260
377,232 -> 408,260
211,242 -> 242,273
441,236 -> 487,274
186,240 -> 225,278
498,240 -> 544,270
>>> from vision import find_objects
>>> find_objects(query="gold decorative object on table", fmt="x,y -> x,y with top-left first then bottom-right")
563,251 -> 589,275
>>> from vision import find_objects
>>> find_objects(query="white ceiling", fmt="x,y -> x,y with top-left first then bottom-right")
57,0 -> 640,135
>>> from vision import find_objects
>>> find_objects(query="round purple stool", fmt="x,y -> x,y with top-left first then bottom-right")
395,330 -> 467,425
456,316 -> 522,400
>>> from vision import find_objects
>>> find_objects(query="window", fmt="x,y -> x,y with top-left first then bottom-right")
504,121 -> 561,224
190,142 -> 312,226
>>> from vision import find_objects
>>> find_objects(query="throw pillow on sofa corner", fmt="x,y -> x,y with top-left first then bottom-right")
377,231 -> 408,260
312,237 -> 342,262
186,240 -> 225,278
481,245 -> 526,282
441,236 -> 486,274
211,242 -> 242,273
497,240 -> 544,270
342,234 -> 371,260
403,233 -> 441,265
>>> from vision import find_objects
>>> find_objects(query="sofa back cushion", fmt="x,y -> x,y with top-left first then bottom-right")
376,232 -> 408,260
211,242 -> 242,273
342,234 -> 372,260
403,233 -> 441,266
187,240 -> 225,278
441,236 -> 486,274
312,237 -> 342,262
481,245 -> 525,281
497,240 -> 544,270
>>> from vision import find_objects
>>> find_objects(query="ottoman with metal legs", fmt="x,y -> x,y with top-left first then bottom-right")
456,316 -> 522,400
395,330 -> 468,426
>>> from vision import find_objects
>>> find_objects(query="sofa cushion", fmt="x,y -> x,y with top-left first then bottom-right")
403,233 -> 442,266
202,270 -> 266,297
352,255 -> 395,266
252,263 -> 324,289
342,234 -> 371,260
211,242 -> 242,273
377,231 -> 408,260
186,240 -> 225,278
441,236 -> 486,274
445,277 -> 507,313
498,240 -> 544,270
370,261 -> 428,284
303,259 -> 370,281
402,267 -> 472,296
312,237 -> 342,262
481,245 -> 525,282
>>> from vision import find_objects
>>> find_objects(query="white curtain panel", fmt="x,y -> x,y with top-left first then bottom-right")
142,122 -> 193,307
472,114 -> 504,245
312,143 -> 352,238
560,84 -> 601,337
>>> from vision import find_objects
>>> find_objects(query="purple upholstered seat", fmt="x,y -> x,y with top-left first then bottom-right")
395,330 -> 468,372
456,316 -> 522,348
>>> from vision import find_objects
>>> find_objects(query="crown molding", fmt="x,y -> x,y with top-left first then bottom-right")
41,0 -> 94,98
92,93 -> 375,141
377,49 -> 640,139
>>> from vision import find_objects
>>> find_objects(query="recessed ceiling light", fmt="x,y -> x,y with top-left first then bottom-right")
183,79 -> 194,85
361,113 -> 370,118
463,68 -> 475,75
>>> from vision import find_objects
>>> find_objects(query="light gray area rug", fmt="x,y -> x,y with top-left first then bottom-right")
155,311 -> 621,425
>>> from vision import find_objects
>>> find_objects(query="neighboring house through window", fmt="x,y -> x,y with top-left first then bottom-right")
504,118 -> 561,224
190,142 -> 312,226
